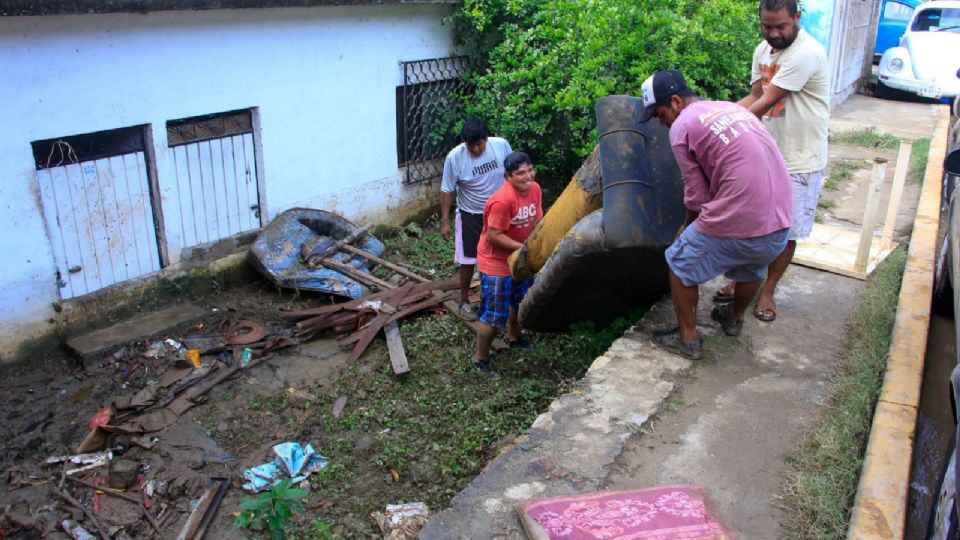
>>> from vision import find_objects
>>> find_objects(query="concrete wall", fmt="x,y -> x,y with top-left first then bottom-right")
0,5 -> 454,360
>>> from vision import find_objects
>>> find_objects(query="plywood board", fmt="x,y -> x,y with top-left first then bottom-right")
793,223 -> 897,280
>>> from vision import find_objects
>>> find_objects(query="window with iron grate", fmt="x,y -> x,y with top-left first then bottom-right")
397,56 -> 482,184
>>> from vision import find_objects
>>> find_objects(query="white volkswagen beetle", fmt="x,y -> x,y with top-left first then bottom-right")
877,0 -> 960,101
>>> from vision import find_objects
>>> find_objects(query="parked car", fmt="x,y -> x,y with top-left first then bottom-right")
877,0 -> 960,101
928,122 -> 960,539
875,0 -> 923,61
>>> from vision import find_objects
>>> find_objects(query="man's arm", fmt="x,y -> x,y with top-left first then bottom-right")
745,83 -> 789,120
440,191 -> 455,241
440,154 -> 457,241
737,80 -> 764,109
486,227 -> 524,252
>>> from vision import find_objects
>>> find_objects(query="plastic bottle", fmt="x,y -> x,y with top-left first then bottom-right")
240,347 -> 253,367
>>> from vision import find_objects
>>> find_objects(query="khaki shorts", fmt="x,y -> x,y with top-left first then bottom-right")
789,170 -> 825,241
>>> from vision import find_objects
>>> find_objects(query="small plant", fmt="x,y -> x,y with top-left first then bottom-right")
825,159 -> 865,191
234,479 -> 308,539
908,137 -> 930,183
817,198 -> 837,210
830,128 -> 900,150
309,519 -> 335,540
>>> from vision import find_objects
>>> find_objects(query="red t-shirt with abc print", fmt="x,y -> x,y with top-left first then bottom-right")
477,181 -> 542,277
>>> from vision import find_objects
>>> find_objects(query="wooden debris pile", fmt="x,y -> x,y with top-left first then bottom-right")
281,230 -> 492,375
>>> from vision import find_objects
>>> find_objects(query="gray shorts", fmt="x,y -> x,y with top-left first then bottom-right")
789,170 -> 825,241
665,224 -> 790,287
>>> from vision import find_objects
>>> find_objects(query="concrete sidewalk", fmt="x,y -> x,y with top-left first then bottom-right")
420,94 -> 946,539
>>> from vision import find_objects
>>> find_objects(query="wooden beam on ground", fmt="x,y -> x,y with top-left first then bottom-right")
347,284 -> 413,363
383,321 -> 410,376
881,140 -> 913,249
321,258 -> 397,291
854,158 -> 888,273
306,224 -> 372,262
340,245 -> 431,283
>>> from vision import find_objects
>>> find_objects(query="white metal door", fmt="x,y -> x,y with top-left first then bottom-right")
36,151 -> 161,299
167,110 -> 261,249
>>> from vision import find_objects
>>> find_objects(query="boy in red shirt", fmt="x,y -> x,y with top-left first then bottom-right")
472,152 -> 543,378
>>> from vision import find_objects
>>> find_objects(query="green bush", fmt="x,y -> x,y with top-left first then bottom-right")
450,0 -> 758,190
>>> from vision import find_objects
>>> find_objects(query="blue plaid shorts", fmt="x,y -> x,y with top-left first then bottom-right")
477,273 -> 533,328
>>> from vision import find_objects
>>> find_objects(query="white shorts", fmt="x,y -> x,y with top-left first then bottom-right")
454,211 -> 479,265
789,170 -> 825,241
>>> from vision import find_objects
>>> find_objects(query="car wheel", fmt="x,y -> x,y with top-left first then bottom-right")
933,232 -> 954,317
928,435 -> 958,539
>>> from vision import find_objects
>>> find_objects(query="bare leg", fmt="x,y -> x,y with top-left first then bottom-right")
474,322 -> 496,362
458,264 -> 474,305
506,307 -> 521,342
668,270 -> 700,342
731,280 -> 761,318
756,240 -> 796,318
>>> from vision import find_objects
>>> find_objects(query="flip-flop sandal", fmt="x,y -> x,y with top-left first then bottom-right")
712,289 -> 735,303
754,305 -> 777,322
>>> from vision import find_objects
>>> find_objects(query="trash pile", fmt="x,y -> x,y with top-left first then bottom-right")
1,211 -> 461,539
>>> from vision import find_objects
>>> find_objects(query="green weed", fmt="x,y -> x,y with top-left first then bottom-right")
780,247 -> 906,539
817,198 -> 837,210
383,218 -> 457,278
909,137 -> 931,184
661,395 -> 685,413
830,128 -> 900,151
234,479 -> 308,540
825,160 -> 866,191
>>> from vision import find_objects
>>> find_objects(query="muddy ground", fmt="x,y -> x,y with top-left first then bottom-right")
0,225 -> 604,539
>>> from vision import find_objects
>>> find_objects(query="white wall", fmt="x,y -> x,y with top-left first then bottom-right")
0,5 -> 454,359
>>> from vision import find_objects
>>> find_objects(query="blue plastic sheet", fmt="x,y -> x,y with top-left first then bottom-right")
249,208 -> 385,299
242,442 -> 330,493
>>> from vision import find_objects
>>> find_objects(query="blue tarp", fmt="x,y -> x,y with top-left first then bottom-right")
249,208 -> 385,299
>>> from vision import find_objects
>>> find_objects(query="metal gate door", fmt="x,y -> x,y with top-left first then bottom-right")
34,128 -> 162,299
167,110 -> 262,249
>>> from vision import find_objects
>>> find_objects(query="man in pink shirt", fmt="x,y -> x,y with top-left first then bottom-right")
639,70 -> 793,360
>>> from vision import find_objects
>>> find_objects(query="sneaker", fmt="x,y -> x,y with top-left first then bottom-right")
472,357 -> 500,379
710,304 -> 744,337
459,302 -> 478,322
651,328 -> 703,360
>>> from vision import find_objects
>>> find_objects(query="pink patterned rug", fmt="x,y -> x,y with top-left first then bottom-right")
517,485 -> 734,539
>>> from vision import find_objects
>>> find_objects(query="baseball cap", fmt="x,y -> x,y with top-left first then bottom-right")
639,70 -> 689,122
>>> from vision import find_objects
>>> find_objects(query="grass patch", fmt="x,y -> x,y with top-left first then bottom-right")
909,137 -> 931,184
817,198 -> 837,210
825,160 -> 866,191
831,128 -> 900,151
780,247 -> 906,539
278,220 -> 646,537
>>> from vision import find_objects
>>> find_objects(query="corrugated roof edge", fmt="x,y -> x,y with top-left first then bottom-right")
0,0 -> 458,16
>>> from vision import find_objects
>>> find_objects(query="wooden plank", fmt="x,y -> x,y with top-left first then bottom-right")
794,223 -> 897,280
338,290 -> 458,347
384,321 -> 410,376
347,284 -> 413,363
854,158 -> 888,273
881,140 -> 912,249
340,244 -> 430,282
309,224 -> 372,261
321,258 -> 396,291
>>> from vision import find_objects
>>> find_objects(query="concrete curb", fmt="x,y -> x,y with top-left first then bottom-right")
848,106 -> 951,539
